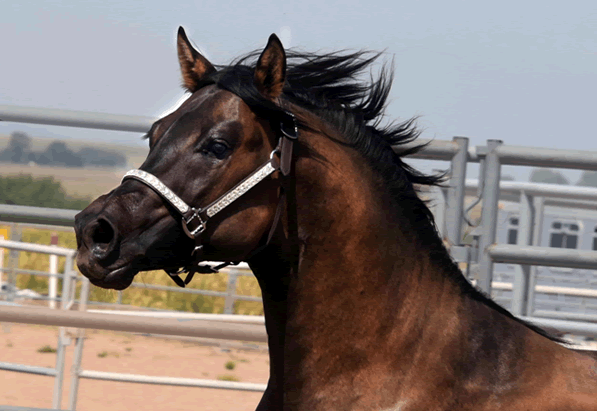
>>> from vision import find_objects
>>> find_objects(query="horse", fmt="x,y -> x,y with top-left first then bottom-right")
74,27 -> 597,410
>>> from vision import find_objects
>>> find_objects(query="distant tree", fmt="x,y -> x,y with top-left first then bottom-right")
576,171 -> 597,187
0,134 -> 129,169
36,141 -> 84,167
529,168 -> 569,185
0,131 -> 35,164
77,146 -> 127,168
0,175 -> 89,209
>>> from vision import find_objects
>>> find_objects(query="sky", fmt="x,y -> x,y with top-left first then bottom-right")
1,0 -> 596,182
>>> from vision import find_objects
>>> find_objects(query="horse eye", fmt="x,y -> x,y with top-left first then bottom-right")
205,141 -> 229,159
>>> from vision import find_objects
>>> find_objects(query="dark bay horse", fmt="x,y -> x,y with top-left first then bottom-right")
74,27 -> 597,410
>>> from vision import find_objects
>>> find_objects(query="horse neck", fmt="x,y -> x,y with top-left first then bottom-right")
282,127 -> 478,407
289,128 -> 462,330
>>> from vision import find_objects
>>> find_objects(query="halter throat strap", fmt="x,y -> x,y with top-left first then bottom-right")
121,111 -> 298,287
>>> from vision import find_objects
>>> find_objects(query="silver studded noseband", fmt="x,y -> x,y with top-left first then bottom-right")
122,159 -> 278,238
121,112 -> 298,287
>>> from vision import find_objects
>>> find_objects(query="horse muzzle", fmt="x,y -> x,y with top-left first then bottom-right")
74,200 -> 139,289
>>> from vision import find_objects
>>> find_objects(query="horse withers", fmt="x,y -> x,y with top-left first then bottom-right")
74,27 -> 597,410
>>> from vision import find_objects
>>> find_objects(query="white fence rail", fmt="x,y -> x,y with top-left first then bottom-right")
488,244 -> 597,270
0,305 -> 266,341
0,104 -> 153,133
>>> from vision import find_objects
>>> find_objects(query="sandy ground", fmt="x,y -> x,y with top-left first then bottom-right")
0,323 -> 269,411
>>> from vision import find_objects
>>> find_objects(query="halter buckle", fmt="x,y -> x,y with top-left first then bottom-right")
280,112 -> 298,140
182,208 -> 206,238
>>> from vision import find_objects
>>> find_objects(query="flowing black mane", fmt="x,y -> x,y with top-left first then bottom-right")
191,47 -> 562,343
198,50 -> 442,232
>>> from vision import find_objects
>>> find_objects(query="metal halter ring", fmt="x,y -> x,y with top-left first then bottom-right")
270,147 -> 281,160
182,209 -> 206,239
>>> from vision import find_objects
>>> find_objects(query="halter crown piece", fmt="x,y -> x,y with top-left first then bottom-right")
122,111 -> 298,287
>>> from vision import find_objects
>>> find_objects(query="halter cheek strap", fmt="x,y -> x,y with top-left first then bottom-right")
121,112 -> 297,287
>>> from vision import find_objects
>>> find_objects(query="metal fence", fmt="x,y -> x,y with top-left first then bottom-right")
0,239 -> 267,410
455,179 -> 597,319
0,219 -> 260,315
409,138 -> 597,321
0,240 -> 77,410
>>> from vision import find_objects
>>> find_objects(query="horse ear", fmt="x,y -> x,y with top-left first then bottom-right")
177,26 -> 216,92
254,34 -> 287,100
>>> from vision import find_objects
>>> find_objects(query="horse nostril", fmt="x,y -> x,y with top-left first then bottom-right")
93,218 -> 114,244
91,218 -> 116,258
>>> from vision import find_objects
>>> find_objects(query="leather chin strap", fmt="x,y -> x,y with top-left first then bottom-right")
122,112 -> 298,287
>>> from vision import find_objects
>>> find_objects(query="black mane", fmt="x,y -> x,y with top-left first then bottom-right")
201,50 -> 442,230
196,48 -> 561,343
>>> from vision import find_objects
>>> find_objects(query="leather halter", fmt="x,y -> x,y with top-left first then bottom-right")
122,112 -> 298,287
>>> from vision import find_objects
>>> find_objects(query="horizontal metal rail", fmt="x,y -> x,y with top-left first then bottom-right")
87,310 -> 265,324
0,405 -> 56,411
491,281 -> 597,298
488,244 -> 597,270
496,145 -> 597,171
78,370 -> 266,392
0,267 -> 68,278
0,361 -> 57,376
400,138 -> 458,161
465,179 -> 597,202
0,304 -> 267,341
0,204 -> 78,227
397,138 -> 485,163
0,104 -> 154,133
0,239 -> 76,257
0,305 -> 267,342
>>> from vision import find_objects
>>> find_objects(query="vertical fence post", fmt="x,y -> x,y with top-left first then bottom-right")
445,137 -> 469,247
52,255 -> 74,409
434,185 -> 447,239
477,140 -> 503,294
511,191 -> 534,315
526,197 -> 545,316
49,232 -> 59,309
6,224 -> 22,303
224,269 -> 238,314
68,272 -> 90,411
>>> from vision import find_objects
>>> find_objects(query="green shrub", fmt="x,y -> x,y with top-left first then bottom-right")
37,345 -> 57,353
0,174 -> 89,210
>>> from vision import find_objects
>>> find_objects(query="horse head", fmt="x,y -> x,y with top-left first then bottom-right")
74,28 -> 288,290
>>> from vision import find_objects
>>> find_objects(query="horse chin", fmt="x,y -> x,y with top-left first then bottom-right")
78,260 -> 139,290
88,267 -> 138,290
